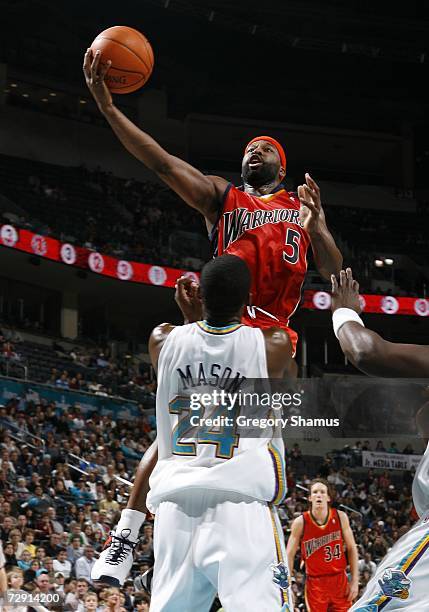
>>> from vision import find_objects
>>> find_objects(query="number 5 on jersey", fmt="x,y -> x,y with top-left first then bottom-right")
283,228 -> 301,264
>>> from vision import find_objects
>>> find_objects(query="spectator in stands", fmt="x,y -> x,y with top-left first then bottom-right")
9,528 -> 25,558
98,490 -> 119,516
22,528 -> 37,557
388,441 -> 398,453
370,534 -> 388,561
24,558 -> 41,583
65,535 -> 83,565
83,591 -> 99,611
18,549 -> 33,571
42,556 -> 56,581
0,514 -> 14,540
133,594 -> 150,611
46,507 -> 64,535
56,373 -> 70,389
101,587 -> 122,612
36,547 -> 47,564
74,546 -> 95,583
45,533 -> 62,558
378,471 -> 391,490
53,548 -> 72,578
139,524 -> 153,558
358,551 -> 377,578
69,480 -> 95,506
34,570 -> 65,609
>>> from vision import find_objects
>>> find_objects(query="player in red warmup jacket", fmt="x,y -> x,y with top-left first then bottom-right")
287,479 -> 359,611
84,50 -> 342,370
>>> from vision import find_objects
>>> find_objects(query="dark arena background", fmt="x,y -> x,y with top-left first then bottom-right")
1,1 -> 429,610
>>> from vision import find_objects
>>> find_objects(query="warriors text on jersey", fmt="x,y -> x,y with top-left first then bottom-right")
146,321 -> 286,513
211,183 -> 310,346
301,508 -> 347,577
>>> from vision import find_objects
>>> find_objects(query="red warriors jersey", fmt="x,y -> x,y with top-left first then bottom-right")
213,184 -> 309,348
301,509 -> 347,577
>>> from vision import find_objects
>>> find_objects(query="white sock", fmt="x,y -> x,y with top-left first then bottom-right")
115,508 -> 146,542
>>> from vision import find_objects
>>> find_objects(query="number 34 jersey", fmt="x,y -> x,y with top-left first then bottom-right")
146,322 -> 286,513
301,508 -> 347,577
213,184 -> 310,330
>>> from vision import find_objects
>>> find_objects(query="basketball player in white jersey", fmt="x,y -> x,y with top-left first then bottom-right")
93,254 -> 293,611
331,267 -> 429,611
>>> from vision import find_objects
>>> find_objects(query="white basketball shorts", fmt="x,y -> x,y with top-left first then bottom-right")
351,513 -> 429,611
149,489 -> 293,611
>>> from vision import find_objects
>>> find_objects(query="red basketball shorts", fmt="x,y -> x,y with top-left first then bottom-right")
305,572 -> 351,612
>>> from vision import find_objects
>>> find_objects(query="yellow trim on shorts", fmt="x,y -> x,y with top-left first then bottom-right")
373,533 -> 429,607
268,442 -> 286,505
269,506 -> 289,607
401,533 -> 429,572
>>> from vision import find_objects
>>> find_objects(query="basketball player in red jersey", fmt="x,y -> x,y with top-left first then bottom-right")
287,479 -> 359,611
83,50 -> 342,362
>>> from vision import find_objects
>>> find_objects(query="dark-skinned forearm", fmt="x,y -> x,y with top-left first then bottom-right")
126,439 -> 158,513
309,225 -> 343,280
337,322 -> 383,375
102,104 -> 171,174
338,323 -> 429,377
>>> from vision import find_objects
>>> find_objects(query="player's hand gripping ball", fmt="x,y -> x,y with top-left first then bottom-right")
90,26 -> 154,93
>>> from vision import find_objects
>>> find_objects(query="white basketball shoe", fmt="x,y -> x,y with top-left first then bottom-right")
91,528 -> 138,587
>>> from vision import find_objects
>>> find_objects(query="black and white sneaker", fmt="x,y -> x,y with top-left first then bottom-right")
91,529 -> 138,587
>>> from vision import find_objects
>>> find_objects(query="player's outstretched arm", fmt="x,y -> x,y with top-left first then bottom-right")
286,515 -> 303,578
338,511 -> 359,602
83,49 -> 227,222
332,269 -> 429,377
298,174 -> 343,279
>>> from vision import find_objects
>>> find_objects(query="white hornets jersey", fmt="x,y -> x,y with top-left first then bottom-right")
146,321 -> 286,513
351,442 -> 429,611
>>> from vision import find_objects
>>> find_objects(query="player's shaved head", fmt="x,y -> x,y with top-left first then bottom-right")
200,254 -> 251,324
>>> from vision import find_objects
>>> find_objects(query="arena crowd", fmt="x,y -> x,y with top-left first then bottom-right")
0,391 -> 420,610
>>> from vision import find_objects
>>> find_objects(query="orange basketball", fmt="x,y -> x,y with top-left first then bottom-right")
90,26 -> 154,94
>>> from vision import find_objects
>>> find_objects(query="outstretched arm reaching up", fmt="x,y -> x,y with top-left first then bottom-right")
331,268 -> 429,377
83,48 -> 227,227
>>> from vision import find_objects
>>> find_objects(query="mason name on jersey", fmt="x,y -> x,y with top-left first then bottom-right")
177,362 -> 246,393
222,207 -> 303,249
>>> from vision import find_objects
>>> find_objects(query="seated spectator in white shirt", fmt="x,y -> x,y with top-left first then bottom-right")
358,551 -> 377,578
74,546 -> 95,583
53,548 -> 72,578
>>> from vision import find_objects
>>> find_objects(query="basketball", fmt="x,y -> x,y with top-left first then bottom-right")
90,25 -> 154,94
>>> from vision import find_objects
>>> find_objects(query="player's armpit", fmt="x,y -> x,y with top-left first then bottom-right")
157,159 -> 228,223
148,323 -> 176,373
338,324 -> 429,377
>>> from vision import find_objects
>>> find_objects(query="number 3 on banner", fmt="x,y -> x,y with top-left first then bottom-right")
283,228 -> 300,264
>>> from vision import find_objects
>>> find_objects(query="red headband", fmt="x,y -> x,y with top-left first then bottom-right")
245,136 -> 286,171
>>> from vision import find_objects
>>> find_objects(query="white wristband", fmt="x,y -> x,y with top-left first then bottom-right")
332,307 -> 364,339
